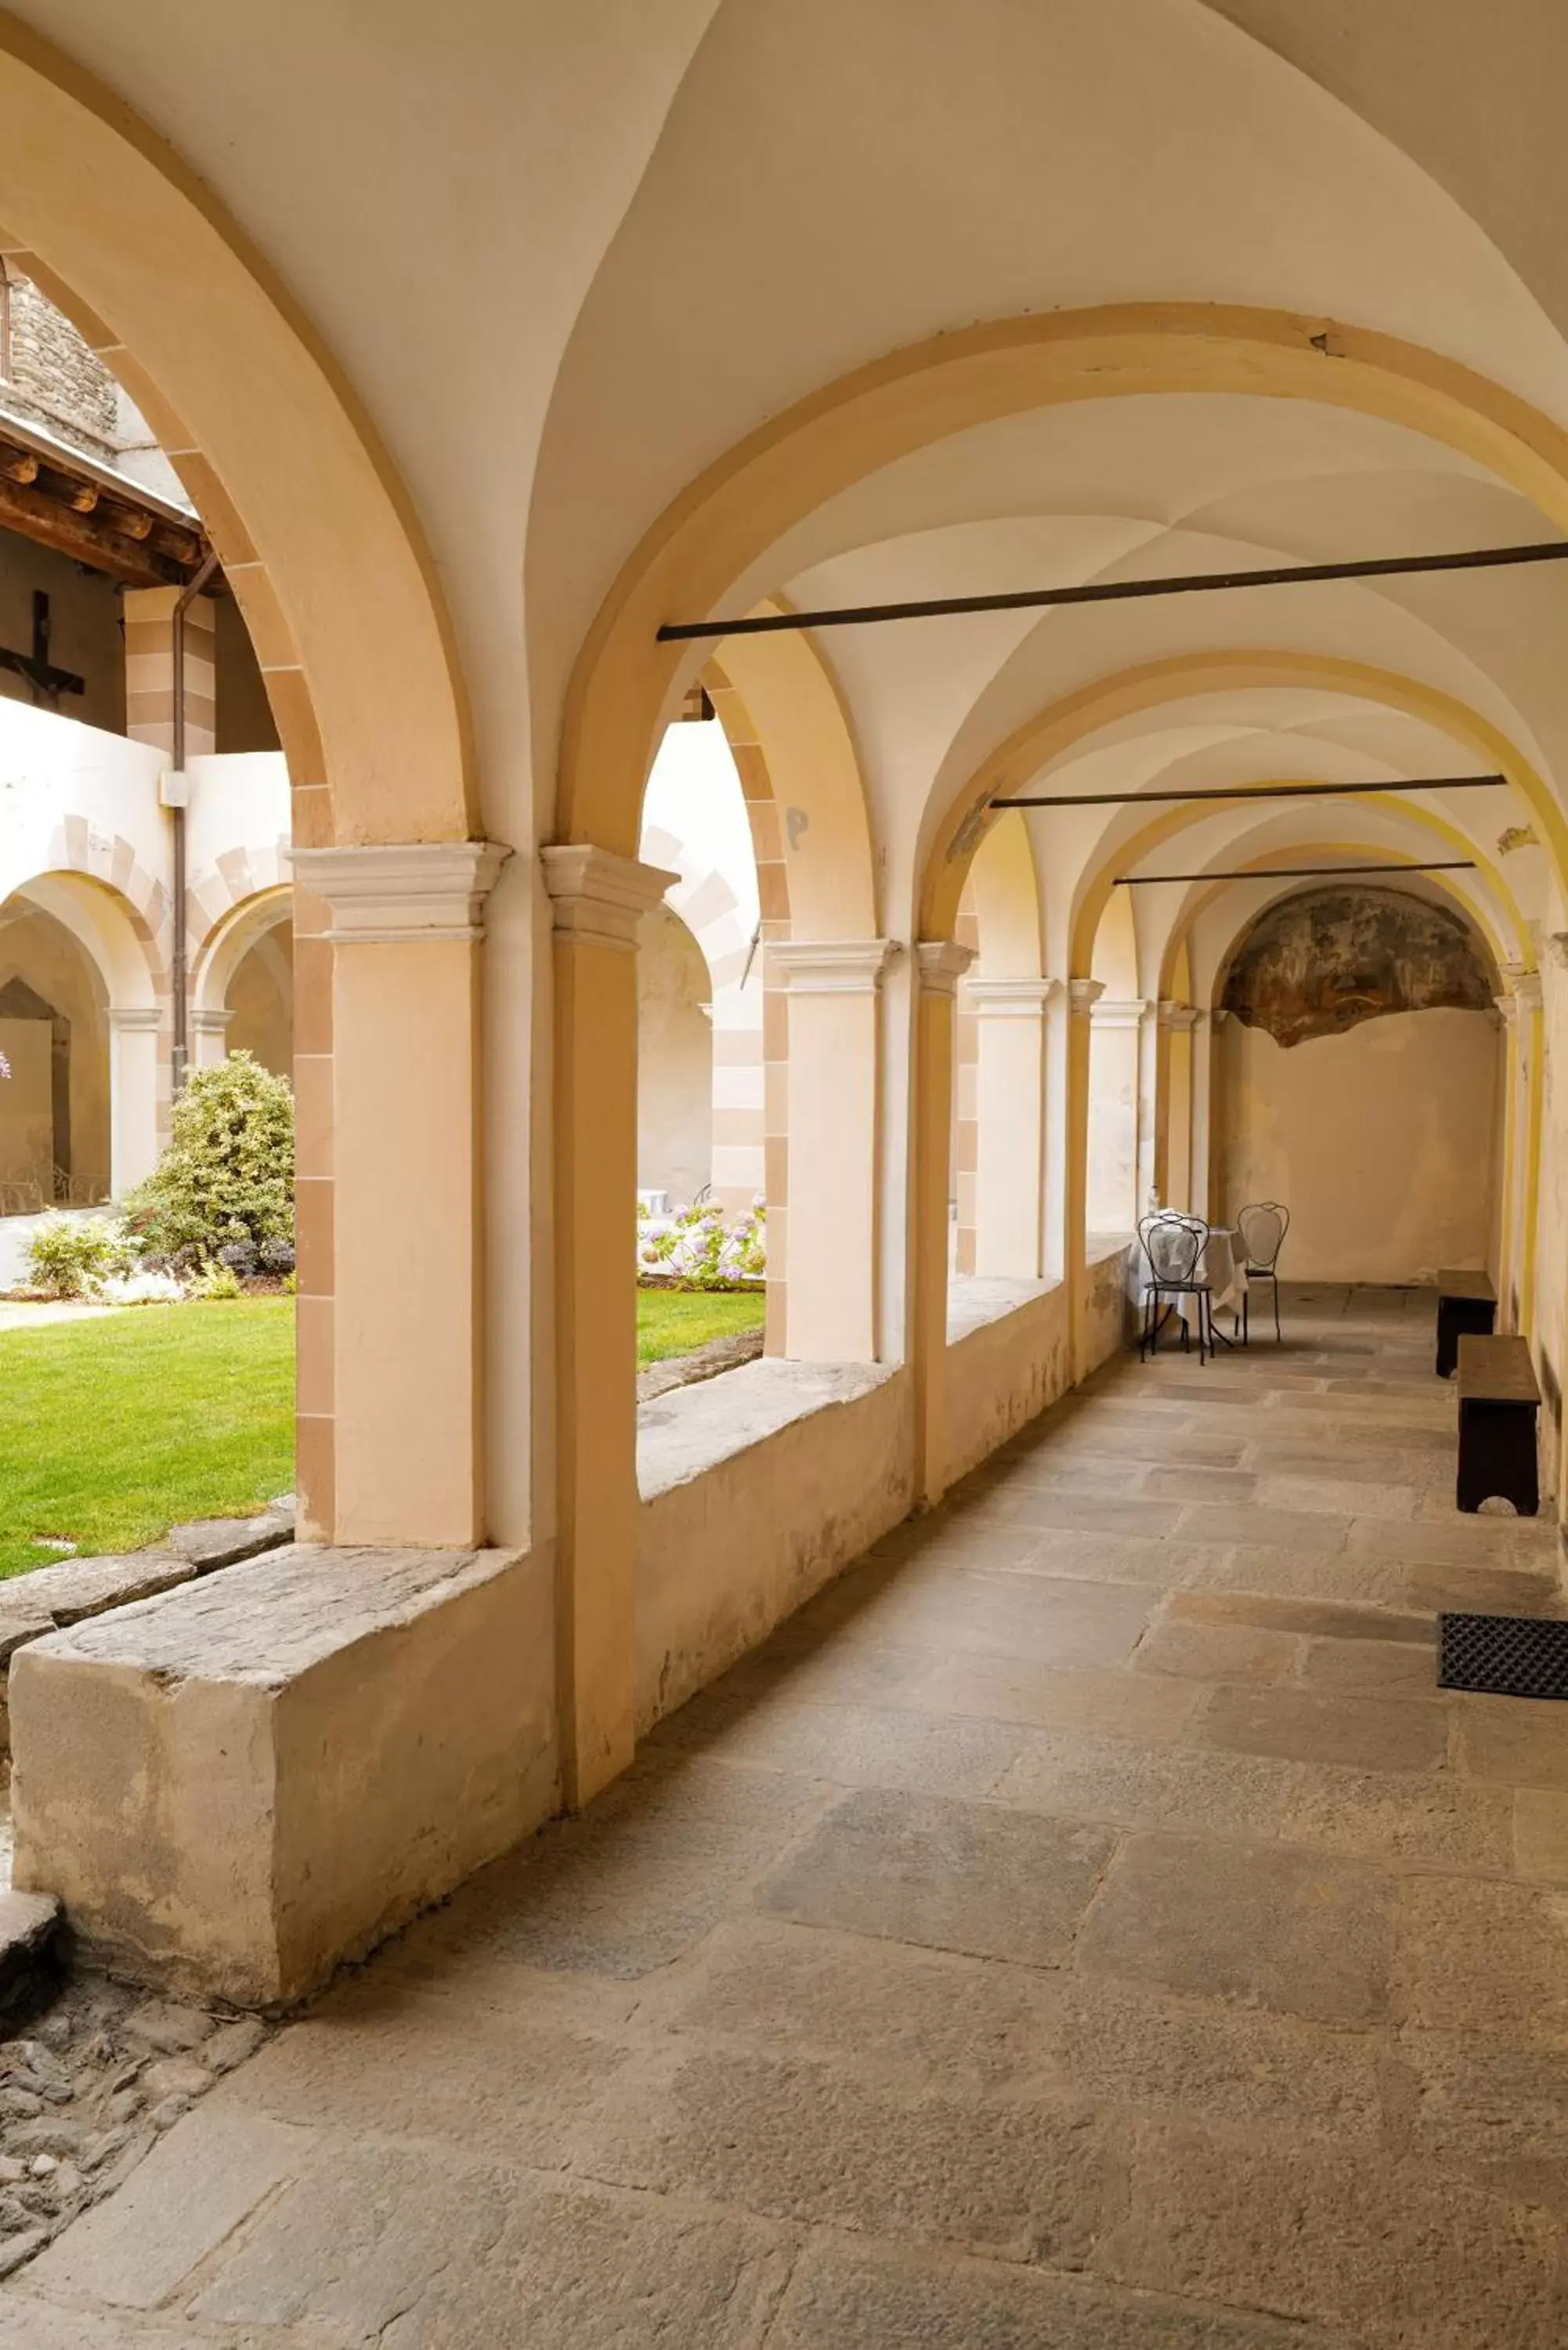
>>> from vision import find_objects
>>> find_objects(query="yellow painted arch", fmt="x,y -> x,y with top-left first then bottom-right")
967,809 -> 1045,978
1143,838 -> 1515,1001
704,606 -> 876,938
1069,790 -> 1526,978
562,302 -> 1568,859
0,12 -> 471,842
921,649 -> 1566,939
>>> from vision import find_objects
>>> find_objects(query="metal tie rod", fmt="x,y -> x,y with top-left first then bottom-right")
657,540 -> 1568,642
1115,859 -> 1476,885
993,774 -> 1506,812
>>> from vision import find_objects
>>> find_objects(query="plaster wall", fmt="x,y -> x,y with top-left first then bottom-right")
945,1278 -> 1069,1486
1084,1240 -> 1136,1368
635,1360 -> 912,1733
0,1015 -> 49,1184
1531,957 -> 1568,1477
1217,1009 -> 1500,1283
226,921 -> 292,1079
637,902 -> 711,1206
1086,1021 -> 1140,1235
0,532 -> 127,737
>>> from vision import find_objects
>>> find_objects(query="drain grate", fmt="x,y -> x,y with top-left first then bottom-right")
1439,1613 -> 1568,1700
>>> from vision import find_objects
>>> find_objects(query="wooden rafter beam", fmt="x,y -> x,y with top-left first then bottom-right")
0,461 -> 205,587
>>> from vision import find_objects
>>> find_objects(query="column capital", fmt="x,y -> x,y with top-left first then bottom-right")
1157,1000 -> 1200,1031
962,975 -> 1060,1018
1542,933 -> 1568,970
190,1007 -> 235,1036
107,1006 -> 162,1033
915,939 -> 977,997
1067,978 -> 1105,1018
540,843 -> 677,952
768,938 -> 900,995
1512,971 -> 1544,1011
1494,991 -> 1519,1024
1089,995 -> 1149,1029
290,841 -> 511,945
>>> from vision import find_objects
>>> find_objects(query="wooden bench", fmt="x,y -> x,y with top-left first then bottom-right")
1456,1334 -> 1539,1517
1436,1267 -> 1496,1379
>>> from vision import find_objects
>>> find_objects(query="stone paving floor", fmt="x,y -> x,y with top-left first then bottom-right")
5,1283 -> 1568,2347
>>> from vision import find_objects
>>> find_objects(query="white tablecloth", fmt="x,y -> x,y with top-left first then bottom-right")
1130,1226 -> 1247,1332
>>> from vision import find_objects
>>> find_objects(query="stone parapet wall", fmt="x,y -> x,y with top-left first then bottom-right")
0,1503 -> 294,1763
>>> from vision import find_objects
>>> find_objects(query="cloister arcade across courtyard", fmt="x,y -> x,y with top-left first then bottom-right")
2,5 -> 1568,2336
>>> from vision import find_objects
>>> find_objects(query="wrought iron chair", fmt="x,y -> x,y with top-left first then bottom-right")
1236,1200 -> 1289,1342
1136,1211 -> 1214,1364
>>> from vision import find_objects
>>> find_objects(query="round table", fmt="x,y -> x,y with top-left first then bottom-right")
1130,1225 -> 1248,1343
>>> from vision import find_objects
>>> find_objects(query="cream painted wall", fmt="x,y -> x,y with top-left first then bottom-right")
636,903 -> 711,1206
0,1016 -> 50,1185
1217,1008 -> 1499,1283
226,922 -> 292,1079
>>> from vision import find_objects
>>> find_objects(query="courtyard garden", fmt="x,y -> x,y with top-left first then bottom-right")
0,1296 -> 294,1578
0,1050 -> 768,1575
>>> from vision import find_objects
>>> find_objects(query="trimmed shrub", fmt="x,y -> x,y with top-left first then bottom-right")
125,1052 -> 294,1266
23,1213 -> 132,1299
191,1261 -> 244,1300
258,1235 -> 296,1275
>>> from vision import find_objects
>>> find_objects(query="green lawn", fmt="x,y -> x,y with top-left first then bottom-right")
638,1287 -> 764,1368
0,1299 -> 294,1580
0,1291 -> 757,1582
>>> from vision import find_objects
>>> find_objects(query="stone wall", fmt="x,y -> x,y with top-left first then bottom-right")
1,272 -> 118,457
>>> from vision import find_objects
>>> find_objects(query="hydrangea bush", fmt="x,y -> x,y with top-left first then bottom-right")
638,1198 -> 766,1289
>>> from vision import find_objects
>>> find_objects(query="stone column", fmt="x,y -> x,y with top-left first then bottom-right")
1493,989 -> 1519,1330
912,940 -> 975,1507
107,1007 -> 161,1197
1193,1008 -> 1228,1225
541,844 -> 679,1808
1507,967 -> 1545,1340
966,977 -> 1057,1278
122,585 -> 215,757
1086,996 -> 1147,1235
1065,979 -> 1103,1379
189,1004 -> 233,1071
1156,1002 -> 1199,1213
767,939 -> 898,1362
289,841 -> 509,1553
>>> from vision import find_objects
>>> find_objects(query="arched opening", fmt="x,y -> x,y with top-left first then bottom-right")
191,885 -> 294,1079
1086,884 -> 1143,1242
1212,880 -> 1502,1286
0,18 -> 477,1556
0,896 -> 107,1211
636,902 -> 712,1214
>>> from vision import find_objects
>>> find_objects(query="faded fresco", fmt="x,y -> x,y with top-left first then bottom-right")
1221,884 -> 1494,1049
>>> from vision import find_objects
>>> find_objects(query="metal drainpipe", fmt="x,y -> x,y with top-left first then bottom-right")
168,548 -> 219,1096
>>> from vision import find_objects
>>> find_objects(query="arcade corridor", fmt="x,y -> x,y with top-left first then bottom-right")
9,1289 -> 1566,2348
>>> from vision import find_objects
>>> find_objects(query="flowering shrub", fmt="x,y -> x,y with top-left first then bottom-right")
23,1213 -> 135,1299
638,1198 -> 766,1290
125,1052 -> 293,1265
